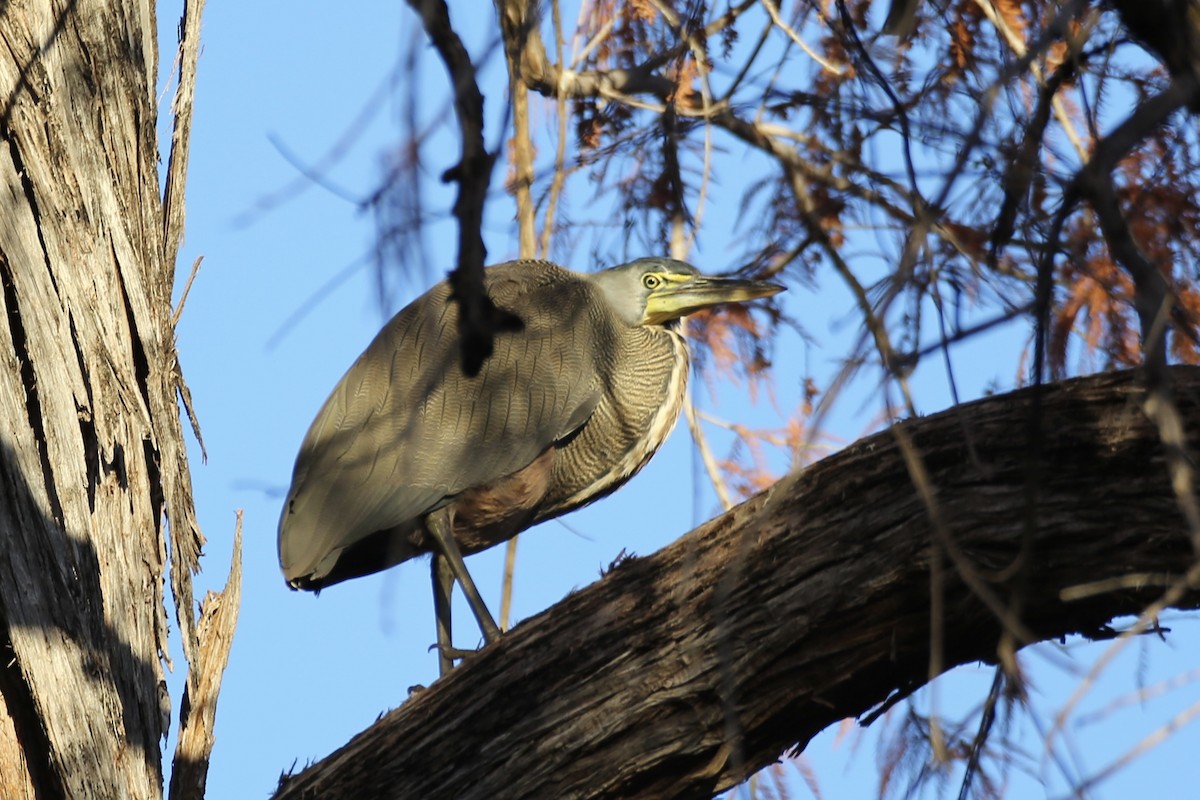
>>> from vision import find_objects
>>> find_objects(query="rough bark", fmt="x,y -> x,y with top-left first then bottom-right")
274,367 -> 1200,800
0,3 -> 235,798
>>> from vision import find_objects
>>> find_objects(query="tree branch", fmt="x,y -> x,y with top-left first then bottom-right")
273,367 -> 1200,800
1065,81 -> 1200,554
494,0 -> 537,259
405,0 -> 518,376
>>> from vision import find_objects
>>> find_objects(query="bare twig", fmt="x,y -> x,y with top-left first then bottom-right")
1049,561 -> 1200,760
1070,698 -> 1200,797
1077,667 -> 1200,727
171,256 -> 204,329
683,402 -> 735,511
760,0 -> 846,75
973,0 -> 1093,160
539,0 -> 570,259
1061,572 -> 1178,600
495,0 -> 538,257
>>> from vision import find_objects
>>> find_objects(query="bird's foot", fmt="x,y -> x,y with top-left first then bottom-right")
428,642 -> 487,672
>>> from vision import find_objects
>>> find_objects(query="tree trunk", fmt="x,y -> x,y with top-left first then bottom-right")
0,3 -> 232,798
273,367 -> 1200,800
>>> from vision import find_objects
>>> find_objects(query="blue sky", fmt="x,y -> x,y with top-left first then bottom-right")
160,2 -> 1200,798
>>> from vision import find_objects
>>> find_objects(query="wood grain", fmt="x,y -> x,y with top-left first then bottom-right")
0,3 -> 225,798
274,367 -> 1200,800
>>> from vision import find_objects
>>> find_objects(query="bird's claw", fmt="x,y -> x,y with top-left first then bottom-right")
427,642 -> 483,665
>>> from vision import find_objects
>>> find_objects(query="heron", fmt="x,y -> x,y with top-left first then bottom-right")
278,257 -> 783,674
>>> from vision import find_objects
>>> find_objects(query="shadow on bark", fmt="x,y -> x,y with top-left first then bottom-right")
0,435 -> 166,786
0,0 -> 80,134
274,367 -> 1200,800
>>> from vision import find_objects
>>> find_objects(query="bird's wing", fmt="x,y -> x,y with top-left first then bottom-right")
278,262 -> 605,583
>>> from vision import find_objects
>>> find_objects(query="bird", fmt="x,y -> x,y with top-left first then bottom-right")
277,257 -> 784,674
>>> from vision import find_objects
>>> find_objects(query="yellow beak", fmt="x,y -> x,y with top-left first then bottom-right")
643,275 -> 784,325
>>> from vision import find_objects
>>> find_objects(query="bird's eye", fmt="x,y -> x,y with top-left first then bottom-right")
642,274 -> 661,290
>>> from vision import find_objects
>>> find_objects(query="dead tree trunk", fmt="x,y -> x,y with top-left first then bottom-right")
0,3 -> 235,799
274,367 -> 1200,800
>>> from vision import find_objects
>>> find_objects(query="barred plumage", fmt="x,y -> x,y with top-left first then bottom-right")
277,257 -> 782,673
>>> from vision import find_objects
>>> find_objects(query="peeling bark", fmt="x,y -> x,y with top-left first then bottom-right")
0,2 -> 232,798
170,516 -> 242,800
274,367 -> 1200,800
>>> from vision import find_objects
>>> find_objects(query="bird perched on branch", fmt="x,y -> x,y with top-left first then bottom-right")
278,257 -> 783,674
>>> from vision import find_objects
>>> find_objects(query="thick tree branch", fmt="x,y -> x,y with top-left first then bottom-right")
274,367 -> 1200,800
1108,0 -> 1200,108
1069,80 -> 1192,369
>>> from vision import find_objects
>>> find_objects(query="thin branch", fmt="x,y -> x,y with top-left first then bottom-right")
1076,667 -> 1200,727
572,16 -> 615,69
495,0 -> 538,258
1049,560 -> 1200,761
493,0 -> 544,627
234,67 -> 401,227
1070,698 -> 1200,797
170,253 -> 208,462
170,256 -> 204,329
539,0 -> 570,259
684,401 -> 735,511
1067,79 -> 1200,555
499,536 -> 518,632
760,0 -> 846,75
957,667 -> 1008,800
1061,572 -> 1178,600
973,0 -> 1093,161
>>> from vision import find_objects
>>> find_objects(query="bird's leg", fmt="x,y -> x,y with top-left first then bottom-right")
425,507 -> 502,644
431,552 -> 455,676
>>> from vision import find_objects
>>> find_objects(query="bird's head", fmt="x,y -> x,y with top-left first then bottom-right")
593,257 -> 784,327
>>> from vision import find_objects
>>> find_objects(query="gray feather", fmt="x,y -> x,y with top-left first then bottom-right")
279,261 -> 605,583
